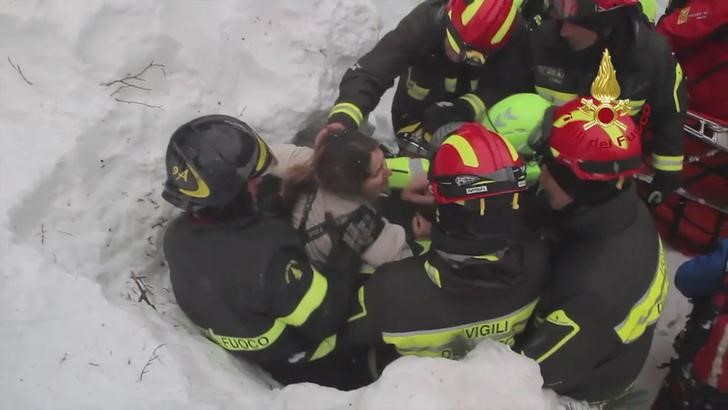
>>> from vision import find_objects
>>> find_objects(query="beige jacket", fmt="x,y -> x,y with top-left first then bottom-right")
270,144 -> 413,268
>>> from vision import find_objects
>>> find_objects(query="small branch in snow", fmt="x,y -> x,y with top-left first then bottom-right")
57,230 -> 74,236
40,224 -> 46,245
101,61 -> 166,109
237,106 -> 247,118
101,61 -> 166,89
138,344 -> 166,382
113,97 -> 164,110
131,271 -> 157,311
151,217 -> 168,230
7,57 -> 33,85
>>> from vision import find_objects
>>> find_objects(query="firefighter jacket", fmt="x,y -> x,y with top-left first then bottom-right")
529,17 -> 688,173
515,185 -> 669,403
339,229 -> 550,369
327,0 -> 533,134
164,213 -> 360,382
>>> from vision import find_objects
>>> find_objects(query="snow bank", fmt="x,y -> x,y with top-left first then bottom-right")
0,0 -> 681,409
0,1 -> 553,409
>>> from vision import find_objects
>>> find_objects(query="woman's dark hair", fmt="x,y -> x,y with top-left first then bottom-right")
282,130 -> 381,208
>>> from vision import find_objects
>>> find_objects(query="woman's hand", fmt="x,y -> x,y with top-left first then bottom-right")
401,172 -> 434,206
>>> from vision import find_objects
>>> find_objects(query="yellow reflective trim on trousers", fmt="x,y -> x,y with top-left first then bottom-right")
459,93 -> 486,120
461,0 -> 485,25
628,100 -> 646,116
443,134 -> 480,167
535,309 -> 581,364
674,63 -> 683,113
535,86 -> 578,106
614,239 -> 669,344
445,77 -> 457,93
491,0 -> 518,45
205,324 -> 283,352
652,153 -> 684,172
310,334 -> 337,361
406,67 -> 430,101
424,260 -> 442,288
347,286 -> 368,322
282,266 -> 328,326
470,79 -> 479,92
329,102 -> 364,127
382,300 -> 539,358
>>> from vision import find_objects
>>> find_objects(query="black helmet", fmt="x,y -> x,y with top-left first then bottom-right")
162,115 -> 276,211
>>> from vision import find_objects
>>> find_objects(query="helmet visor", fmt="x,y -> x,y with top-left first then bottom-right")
431,166 -> 527,200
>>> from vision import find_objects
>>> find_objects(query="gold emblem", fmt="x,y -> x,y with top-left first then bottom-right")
571,49 -> 633,149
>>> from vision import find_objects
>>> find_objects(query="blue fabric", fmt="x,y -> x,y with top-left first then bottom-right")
675,239 -> 728,298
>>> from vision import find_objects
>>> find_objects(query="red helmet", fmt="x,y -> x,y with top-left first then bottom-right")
549,0 -> 639,20
430,122 -> 527,204
544,97 -> 642,181
445,0 -> 518,65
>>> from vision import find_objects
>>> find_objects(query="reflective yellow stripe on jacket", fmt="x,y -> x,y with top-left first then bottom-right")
458,93 -> 486,122
652,153 -> 684,172
205,266 -> 328,351
329,102 -> 364,127
381,300 -> 539,358
614,239 -> 669,343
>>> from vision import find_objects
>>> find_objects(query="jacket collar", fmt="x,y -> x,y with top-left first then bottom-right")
561,184 -> 639,237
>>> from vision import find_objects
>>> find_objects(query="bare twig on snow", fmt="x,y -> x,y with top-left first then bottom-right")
138,343 -> 166,382
8,57 -> 33,85
131,271 -> 157,311
101,61 -> 166,109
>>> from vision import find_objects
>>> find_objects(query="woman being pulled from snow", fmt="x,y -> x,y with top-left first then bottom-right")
271,131 -> 426,270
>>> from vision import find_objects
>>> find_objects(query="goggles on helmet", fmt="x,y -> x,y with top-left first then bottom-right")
445,20 -> 487,66
431,166 -> 526,200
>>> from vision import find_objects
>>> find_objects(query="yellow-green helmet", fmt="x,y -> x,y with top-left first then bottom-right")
484,93 -> 551,155
639,0 -> 657,23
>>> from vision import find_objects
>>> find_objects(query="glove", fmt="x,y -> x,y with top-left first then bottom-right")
422,100 -> 473,136
395,123 -> 430,158
647,170 -> 682,204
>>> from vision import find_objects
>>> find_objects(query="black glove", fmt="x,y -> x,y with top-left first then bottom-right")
647,170 -> 682,204
422,100 -> 473,136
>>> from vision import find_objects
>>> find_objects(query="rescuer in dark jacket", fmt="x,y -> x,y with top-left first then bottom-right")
514,50 -> 669,404
338,122 -> 550,375
319,0 -> 533,156
161,115 -> 371,389
523,0 -> 687,204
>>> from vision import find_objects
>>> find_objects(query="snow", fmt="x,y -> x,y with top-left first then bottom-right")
0,0 -> 683,409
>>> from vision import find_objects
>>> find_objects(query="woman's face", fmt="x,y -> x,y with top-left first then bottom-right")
361,148 -> 391,201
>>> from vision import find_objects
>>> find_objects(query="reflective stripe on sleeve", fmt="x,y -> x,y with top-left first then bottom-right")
329,102 -> 364,127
